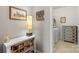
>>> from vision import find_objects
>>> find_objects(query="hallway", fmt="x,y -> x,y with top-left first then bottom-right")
54,40 -> 79,53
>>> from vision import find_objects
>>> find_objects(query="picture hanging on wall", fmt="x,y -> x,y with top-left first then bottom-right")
60,17 -> 66,23
9,6 -> 27,21
36,10 -> 44,21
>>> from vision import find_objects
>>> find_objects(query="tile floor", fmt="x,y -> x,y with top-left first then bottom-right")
54,40 -> 79,53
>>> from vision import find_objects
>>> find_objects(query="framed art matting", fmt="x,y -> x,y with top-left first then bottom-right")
9,6 -> 27,21
60,17 -> 66,23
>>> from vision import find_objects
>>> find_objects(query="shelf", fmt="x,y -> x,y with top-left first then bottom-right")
22,46 -> 34,53
11,39 -> 34,53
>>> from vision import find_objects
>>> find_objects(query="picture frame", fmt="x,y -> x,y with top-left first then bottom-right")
60,17 -> 66,23
36,10 -> 44,21
9,6 -> 27,21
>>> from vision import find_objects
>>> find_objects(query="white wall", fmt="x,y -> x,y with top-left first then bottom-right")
0,6 -> 32,52
52,6 -> 77,40
76,7 -> 79,46
32,6 -> 52,53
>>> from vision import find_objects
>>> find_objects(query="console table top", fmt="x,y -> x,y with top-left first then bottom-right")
4,35 -> 35,47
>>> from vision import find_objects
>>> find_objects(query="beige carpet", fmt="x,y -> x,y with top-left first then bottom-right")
54,40 -> 79,53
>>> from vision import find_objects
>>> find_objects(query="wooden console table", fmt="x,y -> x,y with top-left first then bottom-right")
3,35 -> 35,53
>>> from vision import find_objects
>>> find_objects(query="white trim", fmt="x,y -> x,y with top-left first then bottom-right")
49,7 -> 53,52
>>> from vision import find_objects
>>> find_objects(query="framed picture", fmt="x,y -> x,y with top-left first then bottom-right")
60,17 -> 66,23
9,6 -> 27,21
36,10 -> 44,21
